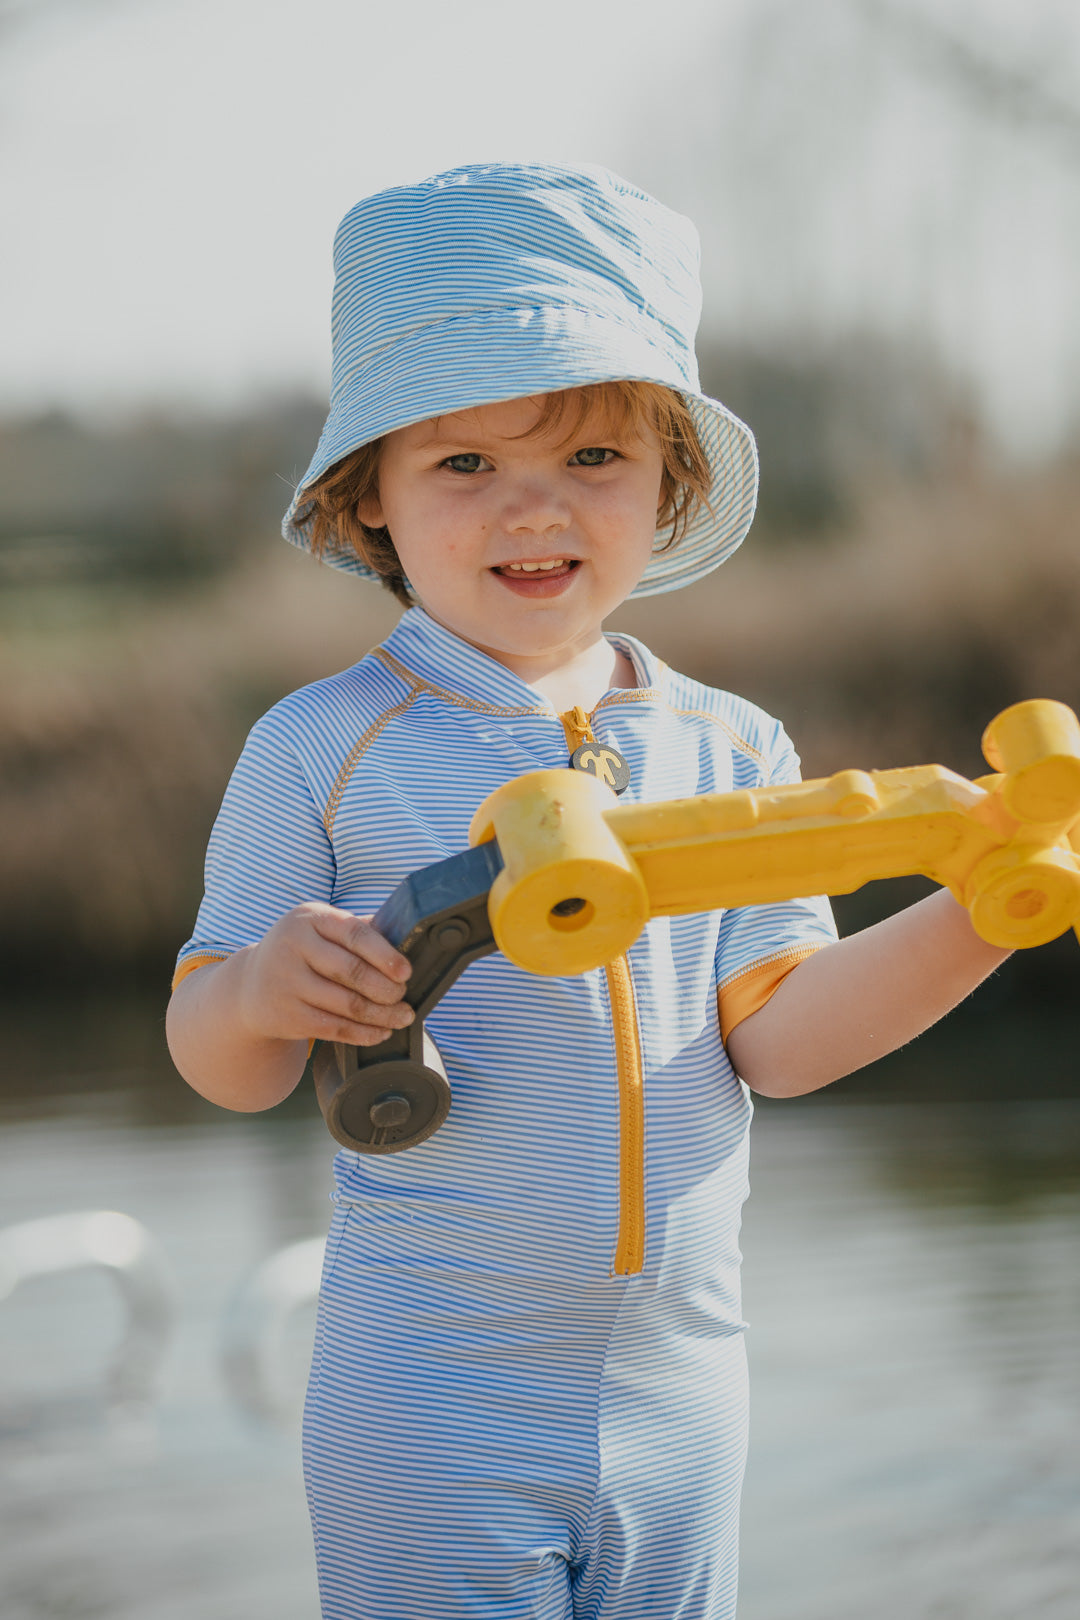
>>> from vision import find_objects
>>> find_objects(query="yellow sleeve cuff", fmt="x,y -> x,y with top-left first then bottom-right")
170,953 -> 229,993
718,943 -> 829,1043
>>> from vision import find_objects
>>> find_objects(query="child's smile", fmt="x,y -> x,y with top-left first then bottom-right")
492,555 -> 579,596
359,394 -> 665,684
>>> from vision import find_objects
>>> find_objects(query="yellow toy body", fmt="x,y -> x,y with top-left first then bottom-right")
469,700 -> 1080,977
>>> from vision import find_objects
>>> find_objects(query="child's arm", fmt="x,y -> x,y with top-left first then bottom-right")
166,902 -> 414,1113
724,887 -> 1011,1098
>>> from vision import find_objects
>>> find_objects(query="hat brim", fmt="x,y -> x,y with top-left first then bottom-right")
282,304 -> 757,598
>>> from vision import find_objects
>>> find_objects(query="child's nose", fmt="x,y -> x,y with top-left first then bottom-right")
501,476 -> 572,537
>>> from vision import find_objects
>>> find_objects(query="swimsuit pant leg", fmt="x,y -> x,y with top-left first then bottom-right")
304,1211 -> 747,1620
571,1287 -> 748,1619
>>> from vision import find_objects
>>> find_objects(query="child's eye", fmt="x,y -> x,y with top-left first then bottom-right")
570,447 -> 616,467
443,453 -> 487,474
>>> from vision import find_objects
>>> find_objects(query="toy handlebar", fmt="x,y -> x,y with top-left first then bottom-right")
313,699 -> 1080,1156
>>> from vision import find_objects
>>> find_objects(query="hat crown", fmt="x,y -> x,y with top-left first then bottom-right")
328,163 -> 703,402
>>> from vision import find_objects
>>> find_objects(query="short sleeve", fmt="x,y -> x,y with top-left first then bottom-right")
173,710 -> 336,986
715,723 -> 838,1041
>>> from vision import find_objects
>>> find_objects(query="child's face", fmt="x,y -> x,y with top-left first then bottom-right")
359,394 -> 664,676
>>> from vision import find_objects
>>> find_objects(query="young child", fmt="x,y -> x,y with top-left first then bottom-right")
166,163 -> 1009,1620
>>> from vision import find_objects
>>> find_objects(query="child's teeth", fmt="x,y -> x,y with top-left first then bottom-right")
507,559 -> 566,572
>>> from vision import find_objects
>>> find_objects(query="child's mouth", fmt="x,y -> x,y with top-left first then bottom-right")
492,558 -> 579,596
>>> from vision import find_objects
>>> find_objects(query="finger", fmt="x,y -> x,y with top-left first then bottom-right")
300,970 -> 415,1031
310,909 -> 412,982
297,1002 -> 412,1047
304,938 -> 411,1007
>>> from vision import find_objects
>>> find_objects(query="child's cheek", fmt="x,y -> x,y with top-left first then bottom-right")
441,536 -> 470,567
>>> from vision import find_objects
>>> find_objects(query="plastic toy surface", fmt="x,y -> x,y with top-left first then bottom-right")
314,699 -> 1080,1155
475,697 -> 1080,973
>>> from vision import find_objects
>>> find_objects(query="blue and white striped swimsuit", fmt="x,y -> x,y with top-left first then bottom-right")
178,607 -> 836,1619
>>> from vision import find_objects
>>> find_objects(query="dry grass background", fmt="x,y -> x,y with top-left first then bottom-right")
1,451 -> 1078,984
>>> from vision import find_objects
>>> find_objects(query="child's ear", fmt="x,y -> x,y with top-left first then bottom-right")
358,493 -> 386,529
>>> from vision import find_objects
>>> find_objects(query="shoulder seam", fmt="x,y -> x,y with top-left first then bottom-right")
324,686 -> 421,837
662,703 -> 768,768
323,644 -> 552,837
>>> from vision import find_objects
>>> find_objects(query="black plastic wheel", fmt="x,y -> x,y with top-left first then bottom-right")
316,1050 -> 452,1154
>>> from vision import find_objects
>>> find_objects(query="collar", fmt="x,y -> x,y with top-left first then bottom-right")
378,607 -> 664,713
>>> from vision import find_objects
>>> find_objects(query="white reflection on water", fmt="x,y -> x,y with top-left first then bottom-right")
0,1042 -> 1077,1618
0,1099 -> 330,1620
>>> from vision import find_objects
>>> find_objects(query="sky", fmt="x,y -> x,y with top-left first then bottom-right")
2,0 -> 1079,455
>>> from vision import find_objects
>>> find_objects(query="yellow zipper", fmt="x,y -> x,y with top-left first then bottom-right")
559,705 -> 647,1277
605,953 -> 646,1275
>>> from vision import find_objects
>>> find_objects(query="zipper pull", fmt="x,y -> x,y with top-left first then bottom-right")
561,705 -> 594,752
558,705 -> 632,796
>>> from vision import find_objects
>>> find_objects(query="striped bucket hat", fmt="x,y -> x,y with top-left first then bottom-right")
283,162 -> 758,598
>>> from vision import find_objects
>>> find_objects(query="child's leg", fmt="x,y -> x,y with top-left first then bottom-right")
303,1217 -> 618,1620
570,1305 -> 748,1620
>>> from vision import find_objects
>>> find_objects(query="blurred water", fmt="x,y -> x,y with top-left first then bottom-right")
0,998 -> 1077,1619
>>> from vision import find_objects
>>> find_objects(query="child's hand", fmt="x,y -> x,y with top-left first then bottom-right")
237,902 -> 414,1048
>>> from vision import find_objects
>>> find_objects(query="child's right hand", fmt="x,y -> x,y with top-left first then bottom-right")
237,902 -> 414,1048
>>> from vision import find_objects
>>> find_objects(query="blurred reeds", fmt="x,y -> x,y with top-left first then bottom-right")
1,349 -> 1078,996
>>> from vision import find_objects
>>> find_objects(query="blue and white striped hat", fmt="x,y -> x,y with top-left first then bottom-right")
283,163 -> 758,598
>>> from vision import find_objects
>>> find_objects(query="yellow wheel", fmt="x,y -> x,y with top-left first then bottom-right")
981,700 -> 1080,824
964,844 -> 1080,949
470,770 -> 649,976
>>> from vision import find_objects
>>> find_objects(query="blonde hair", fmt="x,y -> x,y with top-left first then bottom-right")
301,381 -> 712,606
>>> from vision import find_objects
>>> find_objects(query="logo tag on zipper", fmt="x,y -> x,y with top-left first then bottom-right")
570,742 -> 631,795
